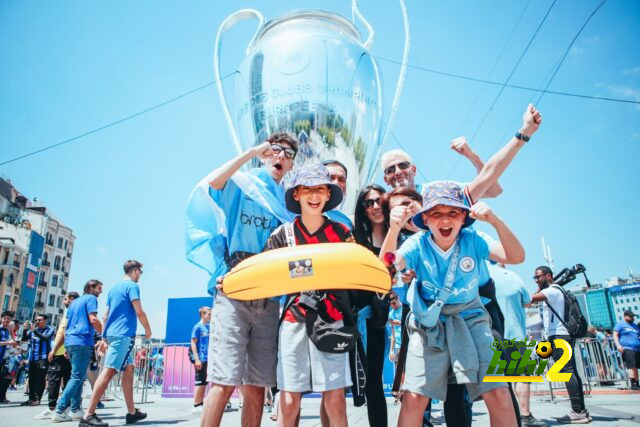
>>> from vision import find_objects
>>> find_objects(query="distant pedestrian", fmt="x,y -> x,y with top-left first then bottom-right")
80,260 -> 152,427
51,281 -> 103,422
32,291 -> 80,419
0,311 -> 19,403
613,310 -> 640,390
21,313 -> 55,406
191,306 -> 211,413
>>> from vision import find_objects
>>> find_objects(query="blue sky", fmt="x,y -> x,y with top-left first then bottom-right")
1,1 -> 639,338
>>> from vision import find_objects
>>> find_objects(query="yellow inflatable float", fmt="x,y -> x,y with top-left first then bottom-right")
223,243 -> 392,300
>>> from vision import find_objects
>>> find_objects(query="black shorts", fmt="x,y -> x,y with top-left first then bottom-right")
195,362 -> 208,386
622,349 -> 640,369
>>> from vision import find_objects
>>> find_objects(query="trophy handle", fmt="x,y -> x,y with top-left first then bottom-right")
351,0 -> 375,49
214,9 -> 265,155
379,0 -> 410,149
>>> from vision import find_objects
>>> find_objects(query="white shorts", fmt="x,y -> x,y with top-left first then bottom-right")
277,320 -> 352,393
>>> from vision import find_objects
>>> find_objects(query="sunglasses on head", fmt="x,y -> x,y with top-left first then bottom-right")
384,161 -> 411,175
271,144 -> 296,159
362,197 -> 381,209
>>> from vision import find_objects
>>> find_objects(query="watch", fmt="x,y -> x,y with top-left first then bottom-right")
515,131 -> 531,142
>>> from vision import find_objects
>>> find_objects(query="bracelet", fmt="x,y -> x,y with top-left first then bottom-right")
515,131 -> 531,142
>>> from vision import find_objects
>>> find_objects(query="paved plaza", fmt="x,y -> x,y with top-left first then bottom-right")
2,384 -> 639,426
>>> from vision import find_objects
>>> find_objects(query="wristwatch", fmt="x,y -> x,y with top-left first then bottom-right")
515,131 -> 531,142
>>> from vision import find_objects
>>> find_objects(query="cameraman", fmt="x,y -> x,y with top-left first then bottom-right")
530,266 -> 590,424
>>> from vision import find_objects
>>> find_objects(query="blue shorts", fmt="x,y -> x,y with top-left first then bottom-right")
104,336 -> 135,371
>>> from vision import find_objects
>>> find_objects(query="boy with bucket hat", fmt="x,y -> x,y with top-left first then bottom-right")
379,181 -> 525,427
262,164 -> 355,427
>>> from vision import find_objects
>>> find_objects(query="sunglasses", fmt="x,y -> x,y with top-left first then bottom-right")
384,161 -> 411,175
362,197 -> 381,209
271,144 -> 296,159
533,274 -> 545,281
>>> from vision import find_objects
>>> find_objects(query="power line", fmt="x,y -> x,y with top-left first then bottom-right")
0,74 -> 235,167
375,56 -> 639,105
535,0 -> 608,105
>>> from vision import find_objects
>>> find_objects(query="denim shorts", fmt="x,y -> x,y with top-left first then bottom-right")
104,336 -> 135,371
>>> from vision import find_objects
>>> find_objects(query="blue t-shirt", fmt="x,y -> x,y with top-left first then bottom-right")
0,326 -> 10,361
614,321 -> 640,351
26,326 -> 55,361
398,228 -> 490,306
389,307 -> 402,350
190,321 -> 210,362
104,280 -> 141,338
65,294 -> 99,347
211,168 -> 281,260
491,263 -> 531,341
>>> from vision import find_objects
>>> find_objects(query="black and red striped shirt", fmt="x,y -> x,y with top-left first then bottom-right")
264,216 -> 355,323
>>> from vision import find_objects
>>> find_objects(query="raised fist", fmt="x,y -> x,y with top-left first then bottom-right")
469,201 -> 497,224
521,104 -> 543,136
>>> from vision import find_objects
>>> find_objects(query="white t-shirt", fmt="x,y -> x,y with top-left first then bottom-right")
541,285 -> 569,337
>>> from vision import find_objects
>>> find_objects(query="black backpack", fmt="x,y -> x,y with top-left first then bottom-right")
545,285 -> 588,338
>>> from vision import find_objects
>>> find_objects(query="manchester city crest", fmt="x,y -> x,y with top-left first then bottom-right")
459,256 -> 475,273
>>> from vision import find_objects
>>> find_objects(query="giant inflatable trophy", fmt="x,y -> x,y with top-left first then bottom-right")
214,0 -> 410,212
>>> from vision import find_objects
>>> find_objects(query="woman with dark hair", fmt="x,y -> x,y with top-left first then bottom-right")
352,184 -> 390,427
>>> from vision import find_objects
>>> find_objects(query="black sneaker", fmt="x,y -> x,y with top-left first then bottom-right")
79,413 -> 109,427
125,408 -> 147,424
20,400 -> 36,406
522,413 -> 547,427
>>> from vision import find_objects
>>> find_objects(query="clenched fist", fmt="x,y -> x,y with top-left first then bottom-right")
520,104 -> 543,136
469,202 -> 497,224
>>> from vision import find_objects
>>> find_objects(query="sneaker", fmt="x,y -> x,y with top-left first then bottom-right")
96,401 -> 105,409
33,408 -> 55,420
125,408 -> 147,424
521,413 -> 547,427
192,405 -> 203,414
79,413 -> 109,427
71,409 -> 84,420
556,410 -> 591,424
20,400 -> 39,406
264,403 -> 272,413
631,383 -> 640,391
51,411 -> 72,423
224,402 -> 233,412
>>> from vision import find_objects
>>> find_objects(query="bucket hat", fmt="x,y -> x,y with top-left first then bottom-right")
285,164 -> 343,214
412,181 -> 475,231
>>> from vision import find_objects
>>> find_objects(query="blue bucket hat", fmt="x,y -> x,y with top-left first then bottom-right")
285,164 -> 343,214
412,181 -> 475,231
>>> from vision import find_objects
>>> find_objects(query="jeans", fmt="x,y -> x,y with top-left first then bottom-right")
550,335 -> 586,413
56,345 -> 92,413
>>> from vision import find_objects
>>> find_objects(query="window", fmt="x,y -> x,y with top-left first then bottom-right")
58,238 -> 63,248
49,295 -> 55,307
2,295 -> 8,310
0,270 -> 3,285
2,251 -> 8,265
43,252 -> 49,264
64,240 -> 68,250
59,277 -> 64,289
37,291 -> 41,302
54,256 -> 61,270
56,296 -> 61,308
7,273 -> 13,286
52,275 -> 58,287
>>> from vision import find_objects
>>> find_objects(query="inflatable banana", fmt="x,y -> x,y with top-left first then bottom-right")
223,243 -> 392,300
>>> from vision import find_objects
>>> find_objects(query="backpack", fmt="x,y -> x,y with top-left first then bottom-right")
545,285 -> 588,338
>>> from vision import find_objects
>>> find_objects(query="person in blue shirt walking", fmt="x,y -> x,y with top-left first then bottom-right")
21,313 -> 55,406
613,310 -> 640,390
51,280 -> 103,422
191,306 -> 211,414
380,181 -> 525,427
80,260 -> 152,427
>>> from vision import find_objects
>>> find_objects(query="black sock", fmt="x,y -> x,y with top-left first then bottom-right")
194,402 -> 203,407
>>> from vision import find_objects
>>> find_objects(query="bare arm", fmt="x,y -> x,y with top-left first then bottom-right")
132,299 -> 152,339
530,292 -> 546,304
466,104 -> 542,202
470,202 -> 525,264
88,313 -> 102,335
207,141 -> 272,190
450,137 -> 502,198
378,205 -> 415,272
613,331 -> 624,352
102,308 -> 109,327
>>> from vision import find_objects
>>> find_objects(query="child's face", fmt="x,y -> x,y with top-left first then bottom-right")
265,142 -> 295,183
294,185 -> 330,215
422,204 -> 466,245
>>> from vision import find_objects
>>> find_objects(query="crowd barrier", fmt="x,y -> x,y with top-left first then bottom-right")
96,338 -> 630,402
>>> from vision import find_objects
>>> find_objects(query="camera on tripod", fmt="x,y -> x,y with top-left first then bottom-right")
554,263 -> 591,288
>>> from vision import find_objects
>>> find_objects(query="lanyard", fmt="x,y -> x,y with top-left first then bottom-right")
420,239 -> 461,328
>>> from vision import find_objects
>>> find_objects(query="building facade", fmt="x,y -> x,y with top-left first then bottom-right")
609,282 -> 640,323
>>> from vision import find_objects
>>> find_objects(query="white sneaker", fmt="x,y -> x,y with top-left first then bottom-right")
70,409 -> 84,420
51,411 -> 72,423
192,405 -> 203,414
224,402 -> 233,412
33,408 -> 54,419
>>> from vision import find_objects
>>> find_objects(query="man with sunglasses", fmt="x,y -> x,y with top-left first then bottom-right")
21,313 -> 55,406
189,132 -> 298,427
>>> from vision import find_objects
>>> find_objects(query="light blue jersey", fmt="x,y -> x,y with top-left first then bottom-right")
398,228 -> 490,306
490,264 -> 531,341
